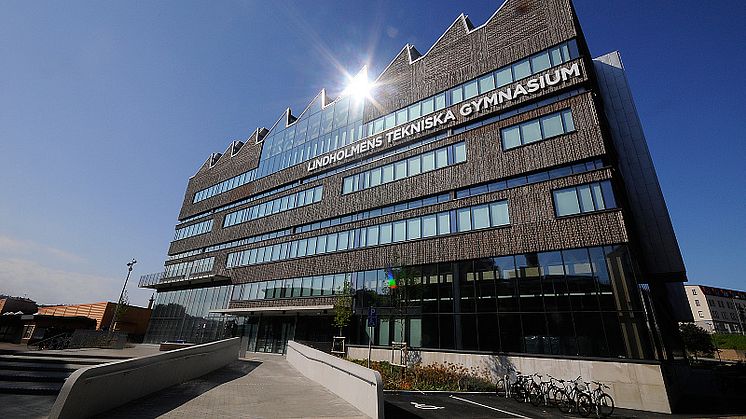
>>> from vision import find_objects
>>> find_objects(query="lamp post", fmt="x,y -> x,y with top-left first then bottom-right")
109,258 -> 136,332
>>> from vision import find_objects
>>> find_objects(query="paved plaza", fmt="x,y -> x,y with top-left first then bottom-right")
98,352 -> 367,418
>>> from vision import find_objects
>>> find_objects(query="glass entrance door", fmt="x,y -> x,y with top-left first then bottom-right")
254,317 -> 295,354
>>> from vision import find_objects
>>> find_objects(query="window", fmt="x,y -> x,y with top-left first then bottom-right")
553,181 -> 616,217
457,208 -> 472,232
341,142 -> 465,194
695,300 -> 701,306
501,109 -> 575,150
698,311 -> 704,318
472,205 -> 490,229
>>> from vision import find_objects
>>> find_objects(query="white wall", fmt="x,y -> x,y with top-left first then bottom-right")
348,346 -> 671,414
49,338 -> 240,419
287,341 -> 383,419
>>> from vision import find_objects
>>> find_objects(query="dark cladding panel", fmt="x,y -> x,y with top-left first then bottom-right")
592,51 -> 686,282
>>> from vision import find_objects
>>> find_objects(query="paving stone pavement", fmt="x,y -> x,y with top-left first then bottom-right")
99,352 -> 368,419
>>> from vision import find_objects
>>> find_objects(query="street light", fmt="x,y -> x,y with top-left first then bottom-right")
109,258 -> 137,332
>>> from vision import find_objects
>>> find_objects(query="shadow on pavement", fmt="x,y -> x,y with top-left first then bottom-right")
95,360 -> 261,419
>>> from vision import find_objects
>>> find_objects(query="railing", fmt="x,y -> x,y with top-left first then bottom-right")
138,272 -> 165,287
28,333 -> 72,350
139,270 -> 227,288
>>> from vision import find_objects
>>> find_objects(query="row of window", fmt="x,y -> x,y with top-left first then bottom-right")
172,158 -> 603,262
367,39 -> 579,137
231,245 -> 628,315
223,186 -> 323,228
225,200 -> 509,268
172,158 -> 597,260
173,219 -> 213,241
166,249 -> 202,261
295,193 -> 451,235
456,159 -> 604,200
204,229 -> 293,253
342,142 -> 466,194
164,257 -> 215,279
552,180 -> 616,217
502,109 -> 575,150
232,273 -> 351,301
193,169 -> 257,203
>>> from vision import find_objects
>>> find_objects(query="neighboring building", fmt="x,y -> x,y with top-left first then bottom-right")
0,295 -> 38,315
139,0 -> 687,363
0,314 -> 96,344
684,285 -> 745,334
38,302 -> 152,340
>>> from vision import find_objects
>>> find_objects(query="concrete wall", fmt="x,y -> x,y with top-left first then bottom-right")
49,337 -> 240,419
287,340 -> 383,419
348,346 -> 671,414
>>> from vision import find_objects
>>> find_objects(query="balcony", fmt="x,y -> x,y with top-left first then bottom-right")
138,270 -> 230,289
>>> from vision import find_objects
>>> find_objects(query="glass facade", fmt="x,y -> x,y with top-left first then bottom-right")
257,95 -> 365,178
144,285 -> 235,344
164,257 -> 215,279
225,245 -> 651,359
347,245 -> 650,358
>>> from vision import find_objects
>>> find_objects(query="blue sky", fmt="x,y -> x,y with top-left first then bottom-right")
0,1 -> 744,306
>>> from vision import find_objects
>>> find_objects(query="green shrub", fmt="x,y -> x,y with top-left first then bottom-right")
349,359 -> 493,391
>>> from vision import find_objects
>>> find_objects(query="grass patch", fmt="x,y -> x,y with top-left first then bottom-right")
349,359 -> 494,391
713,333 -> 746,350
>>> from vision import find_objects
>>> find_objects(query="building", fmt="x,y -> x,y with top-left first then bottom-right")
684,285 -> 745,334
0,313 -> 96,344
139,0 -> 688,363
38,302 -> 152,341
0,295 -> 38,315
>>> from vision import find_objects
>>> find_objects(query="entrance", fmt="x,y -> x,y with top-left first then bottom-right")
255,317 -> 295,354
240,314 -> 336,355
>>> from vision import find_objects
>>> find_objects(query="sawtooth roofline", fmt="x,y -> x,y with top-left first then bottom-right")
197,0 -> 512,173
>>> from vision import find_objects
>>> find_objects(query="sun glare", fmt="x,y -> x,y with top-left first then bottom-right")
344,71 -> 373,101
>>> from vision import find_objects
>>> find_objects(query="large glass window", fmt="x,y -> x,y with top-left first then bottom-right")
501,109 -> 575,150
553,181 -> 616,217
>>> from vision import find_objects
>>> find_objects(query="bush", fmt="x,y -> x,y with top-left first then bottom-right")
713,333 -> 746,350
679,323 -> 715,358
349,359 -> 493,391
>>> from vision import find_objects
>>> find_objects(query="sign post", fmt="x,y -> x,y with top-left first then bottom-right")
367,307 -> 377,368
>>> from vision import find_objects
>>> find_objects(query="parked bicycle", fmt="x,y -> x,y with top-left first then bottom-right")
589,380 -> 615,418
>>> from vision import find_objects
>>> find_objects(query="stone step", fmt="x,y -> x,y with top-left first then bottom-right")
0,380 -> 63,395
23,351 -> 131,360
0,354 -> 114,365
0,361 -> 81,372
0,369 -> 71,382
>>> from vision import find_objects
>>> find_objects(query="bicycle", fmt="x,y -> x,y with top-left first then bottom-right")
589,381 -> 615,418
509,372 -> 534,403
556,376 -> 593,417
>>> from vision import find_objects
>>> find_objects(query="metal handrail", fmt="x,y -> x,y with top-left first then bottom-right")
28,333 -> 71,350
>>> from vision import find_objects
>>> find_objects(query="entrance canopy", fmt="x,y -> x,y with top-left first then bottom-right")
209,305 -> 333,315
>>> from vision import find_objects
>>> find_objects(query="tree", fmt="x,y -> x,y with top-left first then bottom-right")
333,280 -> 353,336
111,291 -> 129,333
679,323 -> 715,359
